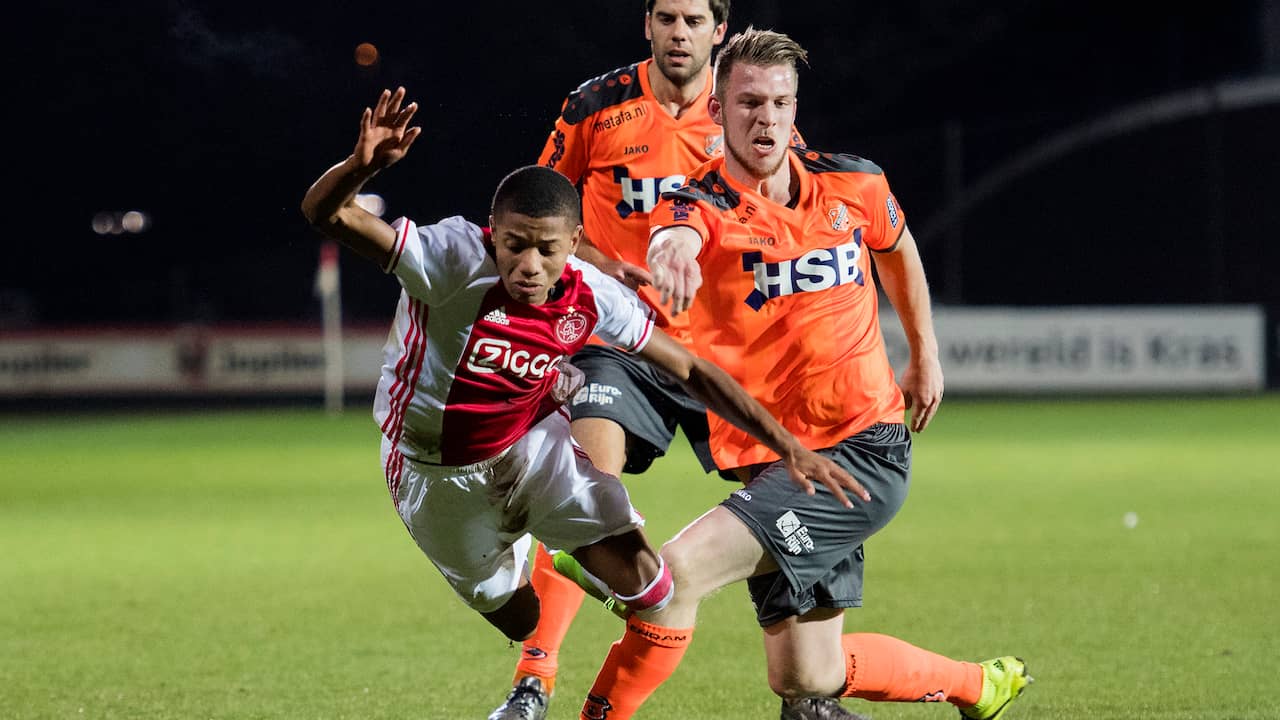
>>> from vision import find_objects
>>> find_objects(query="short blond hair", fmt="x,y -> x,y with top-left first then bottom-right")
713,27 -> 808,100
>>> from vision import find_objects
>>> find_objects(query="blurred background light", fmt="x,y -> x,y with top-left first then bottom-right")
92,211 -> 151,235
121,211 -> 149,233
354,42 -> 378,67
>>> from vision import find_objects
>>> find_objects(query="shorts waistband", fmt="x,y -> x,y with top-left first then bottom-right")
409,444 -> 512,474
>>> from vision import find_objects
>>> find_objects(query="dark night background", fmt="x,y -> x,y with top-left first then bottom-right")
10,0 -> 1279,329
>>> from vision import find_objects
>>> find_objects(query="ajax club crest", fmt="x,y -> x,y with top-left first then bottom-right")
556,308 -> 588,344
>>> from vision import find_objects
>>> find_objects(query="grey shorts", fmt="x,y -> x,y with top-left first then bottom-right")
720,423 -> 912,627
567,344 -> 717,475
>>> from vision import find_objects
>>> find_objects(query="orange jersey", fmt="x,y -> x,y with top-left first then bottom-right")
651,148 -> 908,469
538,58 -> 803,346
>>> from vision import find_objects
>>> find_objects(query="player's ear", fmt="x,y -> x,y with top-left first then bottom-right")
712,21 -> 726,44
644,12 -> 653,41
569,224 -> 583,254
708,94 -> 723,125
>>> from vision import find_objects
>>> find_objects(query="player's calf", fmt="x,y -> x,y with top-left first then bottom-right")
551,551 -> 673,615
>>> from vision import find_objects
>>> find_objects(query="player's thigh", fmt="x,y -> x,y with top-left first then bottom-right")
394,457 -> 532,613
570,415 -> 629,476
725,423 -> 911,592
660,505 -> 773,601
516,412 -> 645,555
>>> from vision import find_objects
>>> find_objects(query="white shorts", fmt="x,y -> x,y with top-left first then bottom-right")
382,410 -> 644,613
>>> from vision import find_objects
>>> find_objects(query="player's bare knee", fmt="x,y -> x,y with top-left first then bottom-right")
658,538 -> 706,599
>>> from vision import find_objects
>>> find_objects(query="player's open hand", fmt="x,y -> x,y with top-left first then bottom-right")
783,448 -> 870,509
647,227 -> 703,316
354,87 -> 422,172
899,356 -> 944,433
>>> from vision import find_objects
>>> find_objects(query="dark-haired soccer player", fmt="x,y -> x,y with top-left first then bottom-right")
561,29 -> 1033,720
497,3 -> 807,716
300,87 -> 866,719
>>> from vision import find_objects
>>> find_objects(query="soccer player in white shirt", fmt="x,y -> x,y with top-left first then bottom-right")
300,87 -> 868,695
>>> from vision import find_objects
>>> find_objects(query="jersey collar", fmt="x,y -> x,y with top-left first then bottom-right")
713,149 -> 811,212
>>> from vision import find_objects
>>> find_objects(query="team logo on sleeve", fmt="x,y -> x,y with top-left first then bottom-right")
555,307 -> 589,344
886,194 -> 901,229
670,196 -> 692,222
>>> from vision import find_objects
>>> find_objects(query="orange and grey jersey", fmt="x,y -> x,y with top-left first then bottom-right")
539,58 -> 803,346
649,149 -> 908,469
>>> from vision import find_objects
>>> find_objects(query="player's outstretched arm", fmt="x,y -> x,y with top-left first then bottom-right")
637,331 -> 870,508
646,225 -> 703,316
874,226 -> 944,432
302,87 -> 423,268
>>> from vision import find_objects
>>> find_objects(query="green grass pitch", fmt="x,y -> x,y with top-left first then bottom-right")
3,395 -> 1278,719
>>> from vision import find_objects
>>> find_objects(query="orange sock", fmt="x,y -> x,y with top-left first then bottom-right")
512,544 -> 587,695
839,632 -> 983,706
580,618 -> 693,720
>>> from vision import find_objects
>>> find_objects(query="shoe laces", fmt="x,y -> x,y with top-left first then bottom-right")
784,697 -> 868,720
502,683 -> 546,719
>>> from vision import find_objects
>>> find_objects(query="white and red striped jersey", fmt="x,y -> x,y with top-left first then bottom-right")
375,215 -> 656,467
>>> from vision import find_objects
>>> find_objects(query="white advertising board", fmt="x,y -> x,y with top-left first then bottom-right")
879,305 -> 1265,392
0,326 -> 387,397
1,307 -> 1267,397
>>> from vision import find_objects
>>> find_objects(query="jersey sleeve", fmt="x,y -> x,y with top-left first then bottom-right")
385,215 -> 490,305
570,257 -> 657,353
861,174 -> 907,253
651,189 -> 715,255
537,96 -> 590,183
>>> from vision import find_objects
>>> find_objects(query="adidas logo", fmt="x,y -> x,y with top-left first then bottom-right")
483,307 -> 510,325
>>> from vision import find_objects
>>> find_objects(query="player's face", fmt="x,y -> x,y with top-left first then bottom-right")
490,211 -> 582,305
711,62 -> 798,182
645,0 -> 726,87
